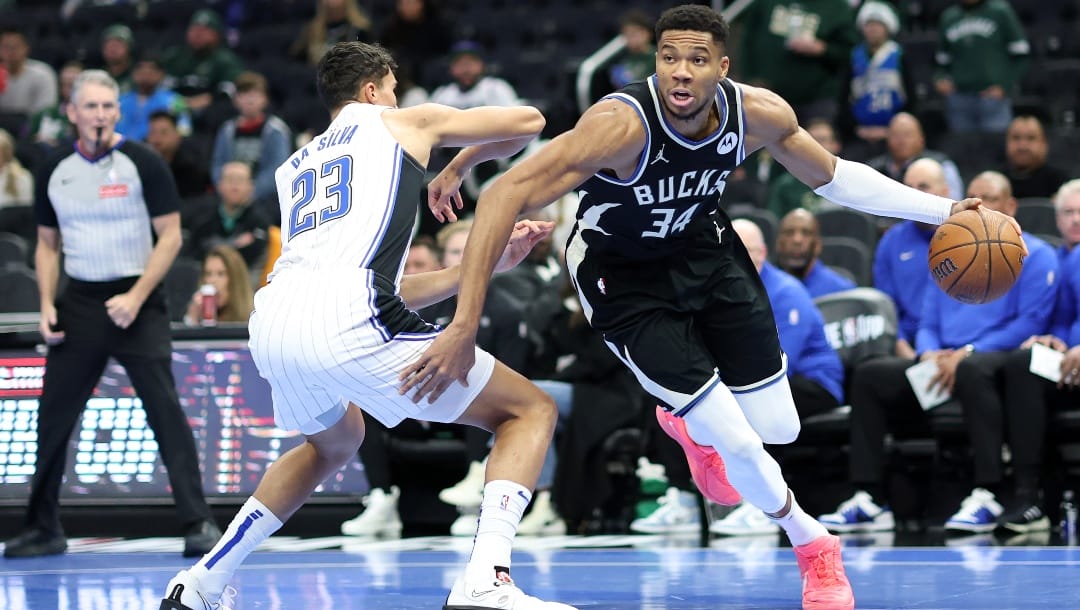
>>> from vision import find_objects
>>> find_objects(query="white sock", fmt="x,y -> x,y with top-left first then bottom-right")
468,480 -> 531,572
190,497 -> 282,588
769,492 -> 828,546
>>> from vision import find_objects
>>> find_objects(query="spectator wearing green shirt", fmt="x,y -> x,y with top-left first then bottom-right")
99,24 -> 135,94
934,0 -> 1029,133
161,9 -> 244,116
608,10 -> 656,90
738,0 -> 856,123
766,119 -> 843,218
28,61 -> 81,153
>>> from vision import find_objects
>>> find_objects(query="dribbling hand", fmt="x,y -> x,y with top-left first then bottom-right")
948,198 -> 1028,256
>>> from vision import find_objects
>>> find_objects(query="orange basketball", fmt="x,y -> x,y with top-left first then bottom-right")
928,208 -> 1026,304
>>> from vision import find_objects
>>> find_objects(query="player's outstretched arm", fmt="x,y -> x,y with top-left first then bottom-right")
741,85 -> 979,226
398,220 -> 554,309
398,100 -> 643,403
388,103 -> 546,222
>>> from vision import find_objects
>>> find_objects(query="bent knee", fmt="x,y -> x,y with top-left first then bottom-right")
758,418 -> 801,445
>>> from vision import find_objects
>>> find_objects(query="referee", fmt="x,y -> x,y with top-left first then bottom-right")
3,70 -> 221,559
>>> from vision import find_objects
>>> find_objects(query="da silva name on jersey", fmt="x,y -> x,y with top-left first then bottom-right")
289,125 -> 360,169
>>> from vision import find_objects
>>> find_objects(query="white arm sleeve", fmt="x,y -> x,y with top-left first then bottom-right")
814,158 -> 954,225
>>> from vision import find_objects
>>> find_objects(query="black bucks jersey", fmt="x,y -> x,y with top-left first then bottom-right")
566,76 -> 786,411
572,75 -> 747,261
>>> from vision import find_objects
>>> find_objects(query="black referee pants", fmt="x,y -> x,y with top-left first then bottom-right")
26,278 -> 211,535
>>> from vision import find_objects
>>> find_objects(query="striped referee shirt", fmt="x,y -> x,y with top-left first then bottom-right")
34,139 -> 180,282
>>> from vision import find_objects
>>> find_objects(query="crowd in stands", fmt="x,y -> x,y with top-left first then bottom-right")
0,0 -> 1078,541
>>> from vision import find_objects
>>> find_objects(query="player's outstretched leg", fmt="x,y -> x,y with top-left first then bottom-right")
160,404 -> 367,610
655,406 -> 742,505
680,380 -> 854,610
443,362 -> 578,610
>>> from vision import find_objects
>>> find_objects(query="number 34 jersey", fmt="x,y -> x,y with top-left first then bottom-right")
270,102 -> 425,284
574,76 -> 747,261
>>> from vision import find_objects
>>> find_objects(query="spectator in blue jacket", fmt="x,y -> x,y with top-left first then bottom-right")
873,158 -> 947,360
712,219 -> 845,537
981,181 -> 1080,534
818,171 -> 1058,535
209,71 -> 292,207
776,208 -> 857,298
117,55 -> 191,142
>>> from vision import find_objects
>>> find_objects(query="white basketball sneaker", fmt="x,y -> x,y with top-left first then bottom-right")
517,491 -> 567,536
709,501 -> 781,536
159,570 -> 236,610
443,567 -> 578,609
450,512 -> 478,537
440,459 -> 487,508
341,486 -> 402,537
629,487 -> 700,534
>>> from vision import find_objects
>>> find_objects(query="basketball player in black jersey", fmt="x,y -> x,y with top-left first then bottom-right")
402,6 -> 1016,609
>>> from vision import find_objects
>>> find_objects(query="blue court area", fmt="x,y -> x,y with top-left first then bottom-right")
1,536 -> 1078,609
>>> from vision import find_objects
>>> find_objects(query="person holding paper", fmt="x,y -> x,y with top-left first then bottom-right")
989,181 -> 1080,533
818,171 -> 1058,534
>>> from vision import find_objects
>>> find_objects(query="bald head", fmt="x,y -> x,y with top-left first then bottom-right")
776,208 -> 821,275
903,158 -> 949,198
887,112 -> 925,162
732,218 -> 767,272
967,171 -> 1016,217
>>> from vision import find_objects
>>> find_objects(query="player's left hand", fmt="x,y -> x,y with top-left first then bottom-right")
1059,346 -> 1080,390
428,168 -> 466,223
948,199 -> 1028,255
494,220 -> 555,273
105,292 -> 143,329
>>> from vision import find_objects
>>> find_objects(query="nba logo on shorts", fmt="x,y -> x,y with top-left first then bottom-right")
500,495 -> 510,510
597,278 -> 607,295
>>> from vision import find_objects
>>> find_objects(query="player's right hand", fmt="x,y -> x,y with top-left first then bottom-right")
948,200 -> 1028,255
427,168 -> 466,223
39,305 -> 64,346
400,323 -> 476,404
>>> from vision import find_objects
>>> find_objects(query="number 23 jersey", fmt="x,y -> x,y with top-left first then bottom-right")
270,102 -> 424,284
574,75 -> 747,260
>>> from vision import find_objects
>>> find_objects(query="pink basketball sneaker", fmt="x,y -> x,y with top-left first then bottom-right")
794,534 -> 855,610
655,406 -> 741,506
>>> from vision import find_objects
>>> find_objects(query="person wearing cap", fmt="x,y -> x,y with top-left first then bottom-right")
838,0 -> 914,147
100,24 -> 135,93
118,54 -> 191,142
429,41 -> 521,110
161,8 -> 244,113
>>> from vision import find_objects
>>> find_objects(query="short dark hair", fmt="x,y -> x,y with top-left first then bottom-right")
234,71 -> 268,95
149,110 -> 178,127
620,9 -> 653,32
655,5 -> 730,48
317,42 -> 397,112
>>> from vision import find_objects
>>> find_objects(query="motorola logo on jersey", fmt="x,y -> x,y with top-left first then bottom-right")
717,132 -> 739,155
632,169 -> 731,206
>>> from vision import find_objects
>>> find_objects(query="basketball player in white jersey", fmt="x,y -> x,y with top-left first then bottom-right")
161,42 -> 578,610
403,5 -> 1020,610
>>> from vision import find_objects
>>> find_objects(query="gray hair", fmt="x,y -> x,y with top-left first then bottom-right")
1053,179 -> 1080,211
70,69 -> 119,104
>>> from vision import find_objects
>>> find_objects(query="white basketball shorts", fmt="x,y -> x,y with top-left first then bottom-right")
248,269 -> 495,435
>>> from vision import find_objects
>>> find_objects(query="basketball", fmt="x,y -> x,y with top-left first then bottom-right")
928,208 -> 1026,304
